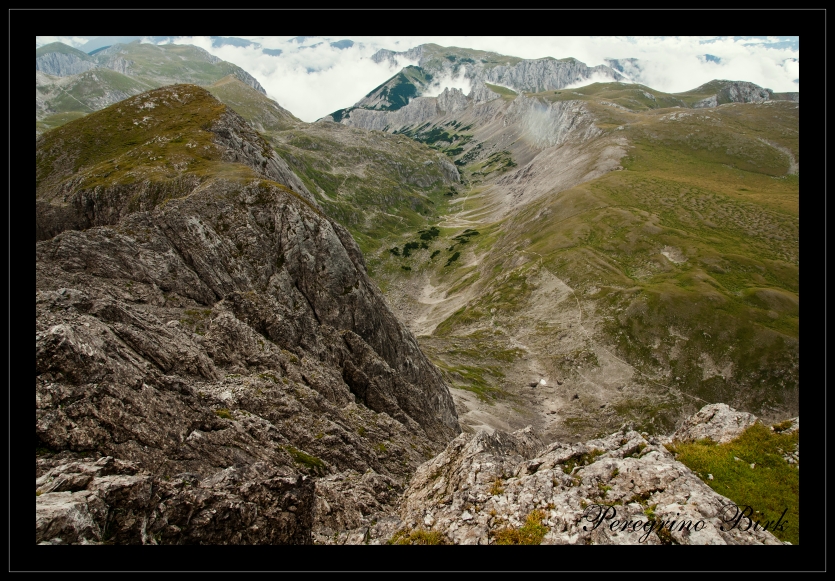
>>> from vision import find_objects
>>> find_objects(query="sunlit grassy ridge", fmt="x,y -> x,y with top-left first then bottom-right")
37,84 -> 231,196
400,43 -> 524,70
530,81 -> 798,114
99,42 -> 259,89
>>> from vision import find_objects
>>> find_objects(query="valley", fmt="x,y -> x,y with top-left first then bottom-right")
311,67 -> 800,443
33,39 -> 799,546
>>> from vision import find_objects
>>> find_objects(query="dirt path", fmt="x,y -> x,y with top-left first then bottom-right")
758,138 -> 798,176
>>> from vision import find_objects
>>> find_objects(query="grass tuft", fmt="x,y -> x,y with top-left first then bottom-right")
492,509 -> 550,545
388,528 -> 447,545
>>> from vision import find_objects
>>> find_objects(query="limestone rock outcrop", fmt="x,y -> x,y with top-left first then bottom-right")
391,425 -> 787,545
36,51 -> 97,77
670,403 -> 759,444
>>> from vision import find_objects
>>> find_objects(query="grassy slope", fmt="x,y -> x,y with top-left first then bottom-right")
92,43 -> 248,88
35,43 -> 263,134
529,81 -> 791,111
432,98 -> 798,421
267,124 -> 454,258
207,76 -> 300,132
668,423 -> 799,545
217,73 -> 798,429
37,69 -> 156,123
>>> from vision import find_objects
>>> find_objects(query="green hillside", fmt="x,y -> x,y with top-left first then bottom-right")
35,42 -> 266,134
207,75 -> 301,132
37,84 -> 251,200
36,42 -> 92,59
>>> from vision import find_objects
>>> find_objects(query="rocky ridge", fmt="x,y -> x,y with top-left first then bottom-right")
35,85 -> 461,545
689,80 -> 798,108
37,42 -> 267,94
371,44 -> 625,95
36,50 -> 97,77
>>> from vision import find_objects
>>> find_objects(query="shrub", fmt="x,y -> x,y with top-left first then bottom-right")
489,477 -> 505,496
445,251 -> 461,267
402,241 -> 420,257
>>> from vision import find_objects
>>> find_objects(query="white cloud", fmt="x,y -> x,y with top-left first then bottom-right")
36,36 -> 96,49
37,36 -> 800,121
561,72 -> 622,91
158,36 -> 409,121
422,68 -> 472,98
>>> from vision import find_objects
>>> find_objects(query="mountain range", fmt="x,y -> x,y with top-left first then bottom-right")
34,41 -> 799,546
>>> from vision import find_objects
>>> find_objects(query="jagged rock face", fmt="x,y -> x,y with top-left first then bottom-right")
371,45 -> 624,94
693,95 -> 719,109
396,427 -> 786,545
36,456 -> 313,545
35,85 -> 460,544
475,59 -> 622,93
339,97 -> 440,132
437,87 -> 469,114
469,82 -> 501,104
36,52 -> 97,77
669,403 -> 760,444
692,81 -> 775,108
434,155 -> 461,183
339,46 -> 624,133
724,81 -> 772,103
229,69 -> 267,95
340,89 -> 599,157
101,55 -> 133,76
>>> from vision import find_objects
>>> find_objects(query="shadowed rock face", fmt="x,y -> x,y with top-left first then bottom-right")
35,85 -> 460,544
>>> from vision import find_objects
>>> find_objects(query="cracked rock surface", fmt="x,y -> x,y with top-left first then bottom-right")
392,424 -> 786,545
35,85 -> 460,545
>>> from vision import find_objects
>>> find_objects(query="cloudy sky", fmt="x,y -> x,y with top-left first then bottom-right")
35,36 -> 799,123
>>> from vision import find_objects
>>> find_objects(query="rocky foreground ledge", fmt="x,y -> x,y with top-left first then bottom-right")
36,399 -> 796,545
318,403 -> 797,545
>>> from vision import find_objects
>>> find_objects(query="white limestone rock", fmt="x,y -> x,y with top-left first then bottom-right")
671,403 -> 759,444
